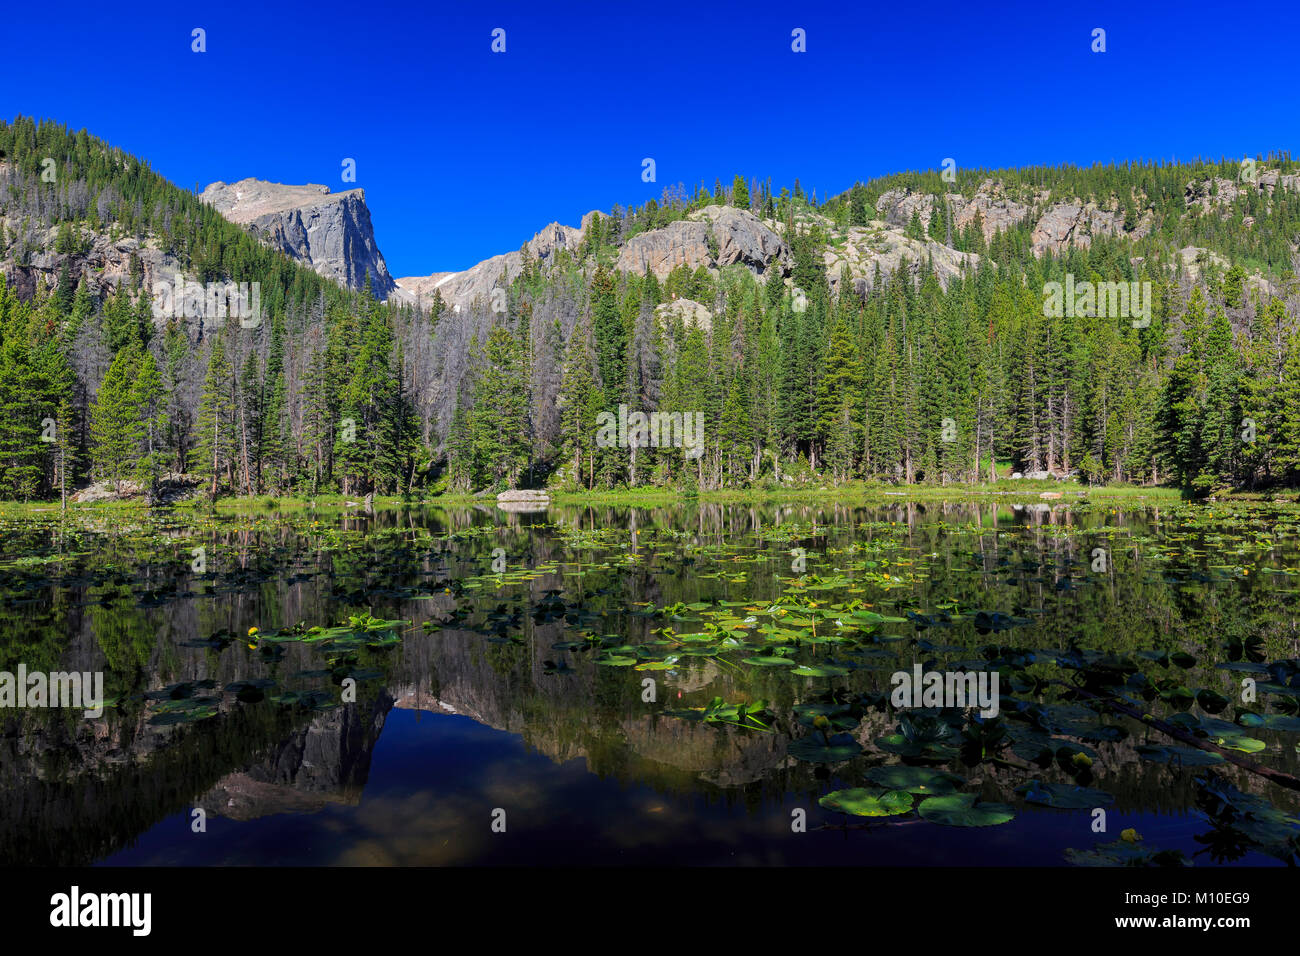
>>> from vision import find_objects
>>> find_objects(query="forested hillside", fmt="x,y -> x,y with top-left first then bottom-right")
2,115 -> 1299,501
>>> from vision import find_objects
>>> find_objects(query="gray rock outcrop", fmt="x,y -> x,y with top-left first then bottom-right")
877,182 -> 1031,244
201,178 -> 396,298
1030,202 -> 1136,256
615,206 -> 789,280
655,297 -> 713,331
394,212 -> 596,314
815,221 -> 983,296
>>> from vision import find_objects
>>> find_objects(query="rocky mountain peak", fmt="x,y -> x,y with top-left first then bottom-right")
200,178 -> 396,298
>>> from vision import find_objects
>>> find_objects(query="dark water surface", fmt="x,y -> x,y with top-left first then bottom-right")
3,498 -> 1299,866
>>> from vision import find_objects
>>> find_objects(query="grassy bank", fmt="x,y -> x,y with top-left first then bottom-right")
1,480 -> 1280,518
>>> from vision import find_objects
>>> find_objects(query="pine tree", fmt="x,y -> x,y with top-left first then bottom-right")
261,314 -> 289,491
815,318 -> 864,481
731,174 -> 750,210
927,200 -> 943,244
131,349 -> 169,487
467,325 -> 530,488
90,344 -> 143,489
192,331 -> 237,495
1277,327 -> 1300,483
906,209 -> 926,242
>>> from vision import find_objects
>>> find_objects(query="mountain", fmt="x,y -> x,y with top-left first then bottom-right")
200,178 -> 396,298
394,213 -> 595,312
3,115 -> 1300,503
398,169 -> 1300,316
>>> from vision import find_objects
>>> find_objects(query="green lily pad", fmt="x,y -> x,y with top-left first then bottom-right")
149,698 -> 220,725
875,733 -> 958,759
1237,712 -> 1300,733
1135,744 -> 1225,767
864,765 -> 965,795
788,733 -> 863,763
819,788 -> 914,817
917,793 -> 1015,827
791,664 -> 850,677
1016,780 -> 1115,809
1065,839 -> 1191,867
597,655 -> 637,667
1208,732 -> 1266,753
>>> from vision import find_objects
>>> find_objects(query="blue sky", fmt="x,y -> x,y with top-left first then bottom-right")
4,0 -> 1298,276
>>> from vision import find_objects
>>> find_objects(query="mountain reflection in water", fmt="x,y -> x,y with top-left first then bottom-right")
1,500 -> 1297,866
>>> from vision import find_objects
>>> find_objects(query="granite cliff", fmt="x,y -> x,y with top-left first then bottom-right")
200,178 -> 396,298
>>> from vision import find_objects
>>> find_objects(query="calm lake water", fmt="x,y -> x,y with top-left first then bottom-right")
2,498 -> 1299,866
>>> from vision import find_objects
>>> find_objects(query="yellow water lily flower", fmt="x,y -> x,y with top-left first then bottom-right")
1120,828 -> 1141,843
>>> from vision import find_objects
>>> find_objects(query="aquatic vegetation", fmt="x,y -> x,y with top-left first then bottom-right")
916,794 -> 1016,828
1065,840 -> 1191,867
663,696 -> 773,730
819,788 -> 914,817
4,499 -> 1300,865
863,766 -> 965,795
788,732 -> 863,763
1015,780 -> 1115,809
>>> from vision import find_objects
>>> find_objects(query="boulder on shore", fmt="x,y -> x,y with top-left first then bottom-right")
496,489 -> 550,513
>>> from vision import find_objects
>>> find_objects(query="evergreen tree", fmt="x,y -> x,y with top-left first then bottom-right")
131,349 -> 169,487
90,344 -> 143,488
192,331 -> 237,495
731,174 -> 750,209
467,325 -> 531,488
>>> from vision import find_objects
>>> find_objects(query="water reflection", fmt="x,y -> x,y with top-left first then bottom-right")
1,499 -> 1296,865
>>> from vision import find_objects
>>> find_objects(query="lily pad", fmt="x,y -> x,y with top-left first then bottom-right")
819,788 -> 914,817
1016,780 -> 1114,809
864,765 -> 965,795
788,732 -> 863,763
791,663 -> 851,677
1135,744 -> 1225,767
742,655 -> 798,667
1237,712 -> 1300,733
917,793 -> 1015,827
1065,839 -> 1191,867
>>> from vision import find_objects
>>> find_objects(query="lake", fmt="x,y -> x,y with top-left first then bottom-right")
2,497 -> 1298,866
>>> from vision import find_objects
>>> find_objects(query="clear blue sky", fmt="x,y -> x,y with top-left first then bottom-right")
4,0 -> 1298,277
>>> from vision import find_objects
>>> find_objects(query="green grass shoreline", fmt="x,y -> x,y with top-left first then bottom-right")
4,480 -> 1295,516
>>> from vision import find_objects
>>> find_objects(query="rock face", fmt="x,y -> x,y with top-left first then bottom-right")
1184,170 -> 1300,212
877,182 -> 1030,244
820,222 -> 983,296
0,159 -> 183,301
395,166 -> 1300,317
1,224 -> 181,305
877,182 -> 1158,258
398,206 -> 789,315
201,178 -> 396,298
615,206 -> 789,280
1030,202 -> 1133,256
395,212 -> 596,314
69,472 -> 201,504
948,181 -> 1032,241
655,297 -> 713,331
